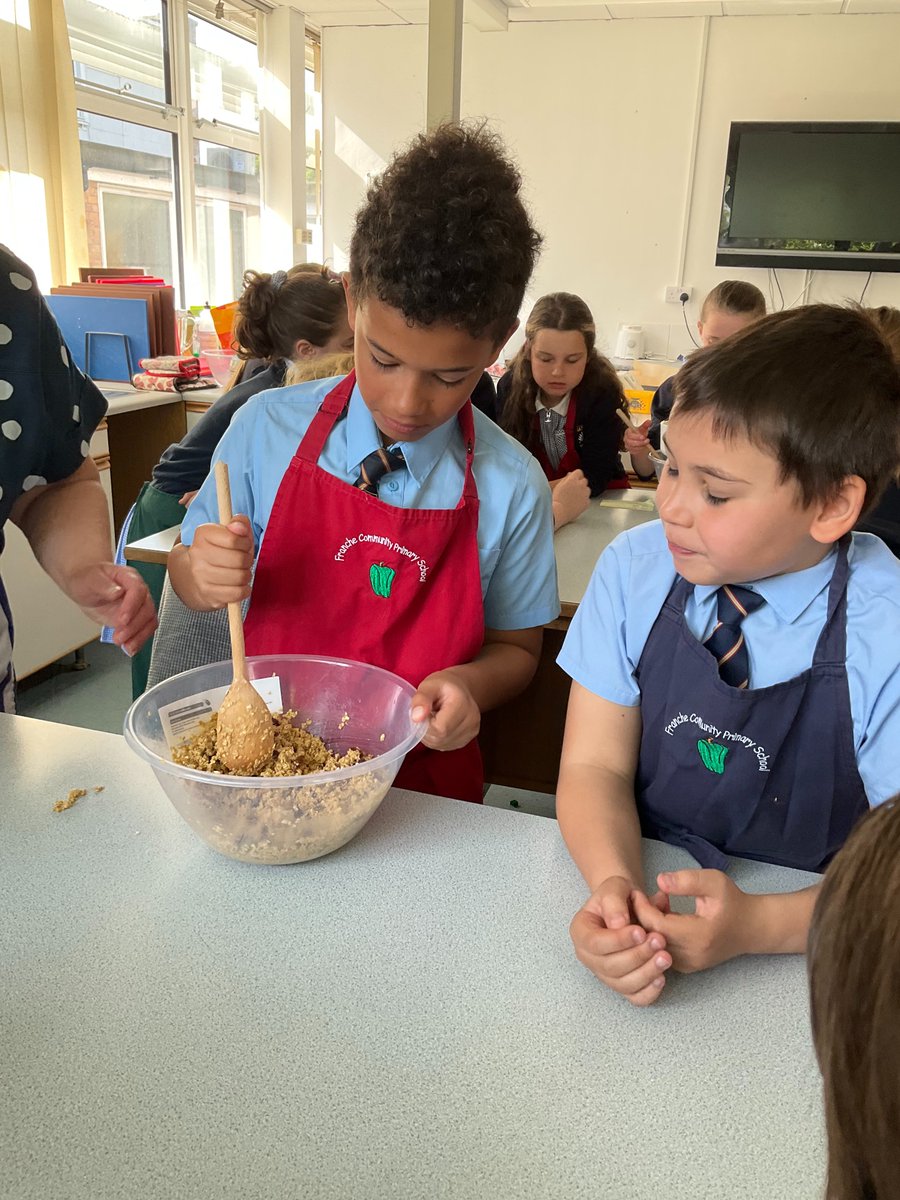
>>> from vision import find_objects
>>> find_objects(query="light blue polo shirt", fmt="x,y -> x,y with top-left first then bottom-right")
557,520 -> 900,807
181,374 -> 559,631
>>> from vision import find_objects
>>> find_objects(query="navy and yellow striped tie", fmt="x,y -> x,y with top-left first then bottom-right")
704,584 -> 765,689
354,446 -> 405,495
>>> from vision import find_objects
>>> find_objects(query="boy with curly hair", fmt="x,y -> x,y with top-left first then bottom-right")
169,123 -> 558,802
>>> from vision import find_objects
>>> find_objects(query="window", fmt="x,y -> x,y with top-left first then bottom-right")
78,111 -> 177,284
64,0 -> 267,306
67,0 -> 167,103
305,35 -> 323,262
189,14 -> 259,133
194,139 -> 260,303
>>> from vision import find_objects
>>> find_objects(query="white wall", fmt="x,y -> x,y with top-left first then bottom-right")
322,26 -> 426,274
322,14 -> 900,361
686,15 -> 900,330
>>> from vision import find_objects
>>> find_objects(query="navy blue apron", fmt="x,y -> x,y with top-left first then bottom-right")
634,539 -> 868,872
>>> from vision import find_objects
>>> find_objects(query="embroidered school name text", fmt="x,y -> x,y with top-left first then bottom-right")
664,711 -> 770,772
334,533 -> 429,582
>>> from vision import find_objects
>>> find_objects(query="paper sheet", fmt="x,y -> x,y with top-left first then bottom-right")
598,496 -> 657,511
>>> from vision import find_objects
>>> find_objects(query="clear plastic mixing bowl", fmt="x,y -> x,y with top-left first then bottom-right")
124,655 -> 425,864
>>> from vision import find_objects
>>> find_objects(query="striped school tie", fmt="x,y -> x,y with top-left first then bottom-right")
538,407 -> 567,470
704,584 -> 765,689
354,445 -> 405,495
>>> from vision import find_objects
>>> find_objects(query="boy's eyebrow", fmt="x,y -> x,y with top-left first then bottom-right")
691,464 -> 751,484
367,336 -> 475,375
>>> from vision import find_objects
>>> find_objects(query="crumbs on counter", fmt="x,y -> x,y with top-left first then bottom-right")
338,711 -> 350,731
53,785 -> 105,812
54,787 -> 87,813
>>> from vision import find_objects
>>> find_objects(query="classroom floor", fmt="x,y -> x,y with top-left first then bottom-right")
15,640 -> 556,818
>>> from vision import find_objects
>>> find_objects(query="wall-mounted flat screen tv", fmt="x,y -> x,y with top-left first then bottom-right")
716,122 -> 900,274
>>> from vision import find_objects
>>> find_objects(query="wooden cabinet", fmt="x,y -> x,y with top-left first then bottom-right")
102,391 -> 186,534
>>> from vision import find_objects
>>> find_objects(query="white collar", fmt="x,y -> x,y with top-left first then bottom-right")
535,391 -> 571,418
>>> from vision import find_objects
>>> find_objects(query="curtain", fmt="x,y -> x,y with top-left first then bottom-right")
0,0 -> 87,288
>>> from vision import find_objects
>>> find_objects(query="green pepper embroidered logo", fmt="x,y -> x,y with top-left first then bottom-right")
369,562 -> 396,599
697,738 -> 729,775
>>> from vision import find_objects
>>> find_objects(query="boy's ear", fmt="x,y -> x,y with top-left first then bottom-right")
809,475 -> 867,544
342,273 -> 357,330
696,319 -> 704,337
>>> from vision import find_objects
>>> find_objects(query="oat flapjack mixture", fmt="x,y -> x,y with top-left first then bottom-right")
169,710 -> 387,864
172,710 -> 366,776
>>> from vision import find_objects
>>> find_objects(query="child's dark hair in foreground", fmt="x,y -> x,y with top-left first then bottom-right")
809,797 -> 900,1200
674,303 -> 900,512
349,122 -> 542,340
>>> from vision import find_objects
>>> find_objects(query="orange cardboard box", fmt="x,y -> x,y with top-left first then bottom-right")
624,388 -> 654,418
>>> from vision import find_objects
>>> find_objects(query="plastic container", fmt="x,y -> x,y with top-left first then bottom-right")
649,449 -> 667,481
203,348 -> 237,388
623,387 -> 654,418
124,655 -> 426,865
632,359 -> 679,389
195,302 -> 220,355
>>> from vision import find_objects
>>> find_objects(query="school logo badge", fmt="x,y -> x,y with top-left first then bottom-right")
697,738 -> 729,775
369,562 -> 396,598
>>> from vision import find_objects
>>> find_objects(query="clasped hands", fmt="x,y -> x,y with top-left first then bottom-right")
570,869 -> 760,1007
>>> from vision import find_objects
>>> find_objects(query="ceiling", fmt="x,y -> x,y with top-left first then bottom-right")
260,0 -> 900,32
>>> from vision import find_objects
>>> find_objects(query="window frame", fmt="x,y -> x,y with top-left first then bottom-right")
69,0 -> 262,306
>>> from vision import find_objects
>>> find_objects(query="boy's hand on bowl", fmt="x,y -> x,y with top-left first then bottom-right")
570,875 -> 672,1007
189,514 -> 254,608
410,670 -> 481,751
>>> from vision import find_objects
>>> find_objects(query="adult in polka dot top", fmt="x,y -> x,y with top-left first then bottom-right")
0,245 -> 156,710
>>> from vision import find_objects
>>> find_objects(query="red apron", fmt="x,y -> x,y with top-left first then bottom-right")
532,390 -> 629,489
243,371 -> 486,803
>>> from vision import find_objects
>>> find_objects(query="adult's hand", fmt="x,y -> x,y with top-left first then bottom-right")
68,562 -> 158,655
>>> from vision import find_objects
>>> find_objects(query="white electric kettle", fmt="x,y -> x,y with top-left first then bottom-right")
615,324 -> 644,361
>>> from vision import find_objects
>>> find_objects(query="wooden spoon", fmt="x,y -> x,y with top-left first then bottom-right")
213,460 -> 275,775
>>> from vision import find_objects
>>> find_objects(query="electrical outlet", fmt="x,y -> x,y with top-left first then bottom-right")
665,286 -> 692,304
